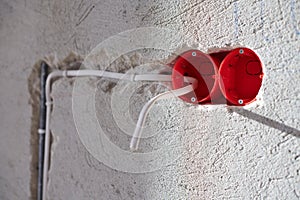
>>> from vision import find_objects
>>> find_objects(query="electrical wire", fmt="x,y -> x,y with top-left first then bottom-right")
130,76 -> 197,151
42,69 -> 197,200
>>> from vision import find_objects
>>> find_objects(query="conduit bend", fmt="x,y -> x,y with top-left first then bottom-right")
42,69 -> 197,200
130,76 -> 197,151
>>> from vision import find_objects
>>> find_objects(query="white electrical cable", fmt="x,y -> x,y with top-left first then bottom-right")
42,69 -> 197,200
43,71 -> 64,200
129,76 -> 197,151
65,70 -> 174,82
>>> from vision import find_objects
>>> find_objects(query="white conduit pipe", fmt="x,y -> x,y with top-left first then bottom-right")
130,76 -> 197,151
42,69 -> 197,200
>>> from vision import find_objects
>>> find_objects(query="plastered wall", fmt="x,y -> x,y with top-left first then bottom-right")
0,0 -> 299,199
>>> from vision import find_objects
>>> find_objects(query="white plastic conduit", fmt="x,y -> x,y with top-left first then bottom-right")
42,69 -> 197,200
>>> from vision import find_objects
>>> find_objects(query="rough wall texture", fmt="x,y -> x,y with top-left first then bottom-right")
0,0 -> 299,200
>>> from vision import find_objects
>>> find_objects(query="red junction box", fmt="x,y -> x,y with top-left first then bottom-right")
172,50 -> 221,104
171,47 -> 264,106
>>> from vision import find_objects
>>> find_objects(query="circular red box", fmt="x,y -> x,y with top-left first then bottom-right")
219,47 -> 264,105
172,50 -> 220,104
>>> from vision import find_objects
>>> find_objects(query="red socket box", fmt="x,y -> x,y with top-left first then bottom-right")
171,47 -> 264,106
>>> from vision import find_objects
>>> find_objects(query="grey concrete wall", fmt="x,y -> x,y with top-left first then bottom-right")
0,0 -> 299,200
